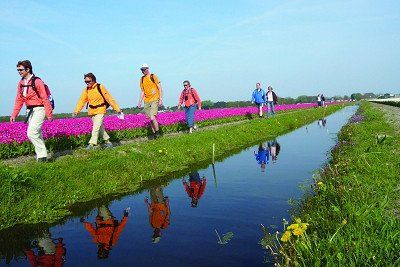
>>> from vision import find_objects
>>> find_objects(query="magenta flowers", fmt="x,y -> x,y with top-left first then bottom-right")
0,103 -> 327,144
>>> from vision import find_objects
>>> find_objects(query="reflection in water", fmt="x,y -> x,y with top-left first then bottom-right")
318,118 -> 327,127
254,143 -> 269,171
145,186 -> 170,243
267,140 -> 281,163
183,171 -> 207,207
81,205 -> 129,259
24,229 -> 66,266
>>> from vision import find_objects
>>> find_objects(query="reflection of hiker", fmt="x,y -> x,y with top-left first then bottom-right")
81,205 -> 129,259
25,230 -> 66,267
145,187 -> 170,243
10,60 -> 53,162
73,73 -> 123,150
137,64 -> 163,139
178,80 -> 202,133
251,83 -> 265,117
183,171 -> 207,207
266,86 -> 278,117
267,140 -> 281,163
318,118 -> 327,127
254,143 -> 269,171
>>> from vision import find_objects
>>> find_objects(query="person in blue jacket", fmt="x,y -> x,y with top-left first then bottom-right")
251,83 -> 266,117
254,143 -> 269,172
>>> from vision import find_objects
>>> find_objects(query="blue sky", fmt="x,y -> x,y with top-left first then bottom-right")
1,0 -> 399,115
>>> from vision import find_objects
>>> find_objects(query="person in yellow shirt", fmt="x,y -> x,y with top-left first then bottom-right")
73,73 -> 122,150
137,64 -> 163,139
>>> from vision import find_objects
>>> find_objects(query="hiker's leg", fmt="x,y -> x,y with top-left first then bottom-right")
27,107 -> 47,159
270,102 -> 275,115
97,114 -> 110,142
89,114 -> 103,145
186,105 -> 196,128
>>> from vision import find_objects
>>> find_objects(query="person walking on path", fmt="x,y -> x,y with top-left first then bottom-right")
178,80 -> 202,133
138,64 -> 163,139
317,94 -> 322,107
251,83 -> 265,117
10,60 -> 53,162
73,73 -> 122,150
266,86 -> 278,117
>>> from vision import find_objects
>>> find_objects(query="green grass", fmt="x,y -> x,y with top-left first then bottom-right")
266,102 -> 400,266
0,104 -> 346,230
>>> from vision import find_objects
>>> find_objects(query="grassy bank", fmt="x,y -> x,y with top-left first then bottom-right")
0,105 -> 346,230
268,102 -> 400,266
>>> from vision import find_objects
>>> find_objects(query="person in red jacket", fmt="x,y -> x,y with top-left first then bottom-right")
177,80 -> 202,133
145,186 -> 170,243
24,230 -> 66,267
10,60 -> 53,162
81,205 -> 129,259
183,171 -> 207,207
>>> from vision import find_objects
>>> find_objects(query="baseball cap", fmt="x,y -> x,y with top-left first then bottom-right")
140,63 -> 149,69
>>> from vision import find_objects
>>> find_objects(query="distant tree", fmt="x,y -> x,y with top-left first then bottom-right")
214,101 -> 227,108
350,93 -> 363,101
202,100 -> 214,109
343,95 -> 350,100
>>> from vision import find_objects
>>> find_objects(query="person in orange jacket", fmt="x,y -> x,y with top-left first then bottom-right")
81,205 -> 129,259
24,230 -> 66,267
145,186 -> 170,243
10,60 -> 53,162
183,171 -> 207,207
73,73 -> 123,150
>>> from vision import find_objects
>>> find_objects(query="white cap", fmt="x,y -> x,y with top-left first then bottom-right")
140,63 -> 149,69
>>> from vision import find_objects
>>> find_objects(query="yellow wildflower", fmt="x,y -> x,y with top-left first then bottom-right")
317,181 -> 324,186
287,223 -> 299,231
281,230 -> 292,242
341,219 -> 347,225
293,227 -> 304,236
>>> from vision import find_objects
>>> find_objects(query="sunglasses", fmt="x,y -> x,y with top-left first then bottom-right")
17,68 -> 26,72
84,80 -> 93,84
183,84 -> 190,87
140,68 -> 148,71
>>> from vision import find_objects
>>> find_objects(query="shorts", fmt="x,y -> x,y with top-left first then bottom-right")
144,99 -> 159,118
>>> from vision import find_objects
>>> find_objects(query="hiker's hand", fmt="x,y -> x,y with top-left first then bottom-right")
123,207 -> 130,217
158,98 -> 163,106
177,106 -> 181,110
144,197 -> 149,203
137,102 -> 142,108
48,117 -> 53,122
198,107 -> 202,110
10,117 -> 15,123
72,112 -> 77,117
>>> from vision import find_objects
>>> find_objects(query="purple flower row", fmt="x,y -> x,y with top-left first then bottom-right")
0,102 -> 330,144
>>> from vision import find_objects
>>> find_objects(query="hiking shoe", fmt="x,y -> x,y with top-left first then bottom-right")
155,131 -> 162,138
37,157 -> 47,163
85,144 -> 98,150
189,127 -> 193,134
193,125 -> 198,130
104,142 -> 113,149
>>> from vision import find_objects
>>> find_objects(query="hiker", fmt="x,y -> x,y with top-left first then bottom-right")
254,143 -> 269,171
267,139 -> 281,163
10,60 -> 53,162
183,171 -> 207,207
81,205 -> 129,259
317,94 -> 322,107
266,86 -> 278,117
178,80 -> 202,133
145,186 -> 170,243
138,64 -> 163,139
73,73 -> 122,150
25,230 -> 66,266
321,94 -> 326,107
251,83 -> 265,117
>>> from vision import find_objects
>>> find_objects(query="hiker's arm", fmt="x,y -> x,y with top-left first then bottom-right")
157,82 -> 163,106
138,91 -> 144,108
177,91 -> 184,109
11,85 -> 24,122
73,89 -> 88,115
36,79 -> 53,120
192,89 -> 202,109
101,85 -> 121,113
